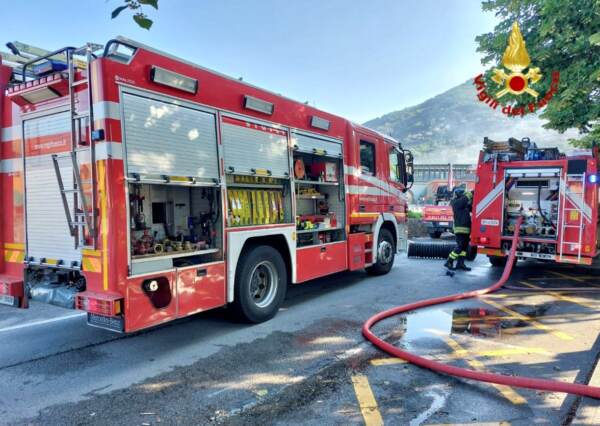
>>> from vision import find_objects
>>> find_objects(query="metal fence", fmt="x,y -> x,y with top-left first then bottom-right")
413,164 -> 476,183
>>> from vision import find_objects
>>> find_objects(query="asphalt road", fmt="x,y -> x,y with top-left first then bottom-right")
1,248 -> 600,425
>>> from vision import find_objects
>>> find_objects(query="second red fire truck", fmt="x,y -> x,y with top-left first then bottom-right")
0,38 -> 413,332
472,137 -> 598,267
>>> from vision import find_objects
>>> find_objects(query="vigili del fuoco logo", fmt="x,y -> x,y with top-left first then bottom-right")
474,22 -> 560,117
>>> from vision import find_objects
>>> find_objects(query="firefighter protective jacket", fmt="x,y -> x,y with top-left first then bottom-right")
451,192 -> 472,234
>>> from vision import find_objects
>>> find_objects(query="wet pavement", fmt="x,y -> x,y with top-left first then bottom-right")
1,250 -> 600,425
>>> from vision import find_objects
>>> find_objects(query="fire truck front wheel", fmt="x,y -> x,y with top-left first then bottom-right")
366,228 -> 395,276
488,255 -> 507,267
231,245 -> 288,323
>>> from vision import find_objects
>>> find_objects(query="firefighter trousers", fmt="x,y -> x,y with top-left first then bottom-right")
449,233 -> 470,260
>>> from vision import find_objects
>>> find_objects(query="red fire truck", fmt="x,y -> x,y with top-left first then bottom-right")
0,38 -> 413,332
422,180 -> 475,238
472,137 -> 598,267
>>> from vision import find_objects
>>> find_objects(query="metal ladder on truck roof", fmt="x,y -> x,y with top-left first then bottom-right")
558,173 -> 586,263
49,44 -> 102,250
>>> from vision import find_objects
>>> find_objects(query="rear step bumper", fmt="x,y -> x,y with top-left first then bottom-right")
477,246 -> 593,265
0,275 -> 27,308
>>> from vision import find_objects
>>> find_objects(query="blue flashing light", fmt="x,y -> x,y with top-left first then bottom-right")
32,60 -> 68,76
589,174 -> 598,184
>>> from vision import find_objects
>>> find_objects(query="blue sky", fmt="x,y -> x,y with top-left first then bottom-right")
1,1 -> 498,123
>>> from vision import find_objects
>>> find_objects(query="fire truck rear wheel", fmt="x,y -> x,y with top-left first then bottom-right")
488,255 -> 507,267
366,228 -> 395,276
232,245 -> 287,323
466,245 -> 478,261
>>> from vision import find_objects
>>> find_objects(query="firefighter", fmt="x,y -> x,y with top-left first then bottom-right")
444,186 -> 473,271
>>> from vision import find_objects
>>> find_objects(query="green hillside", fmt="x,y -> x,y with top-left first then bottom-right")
363,80 -> 575,163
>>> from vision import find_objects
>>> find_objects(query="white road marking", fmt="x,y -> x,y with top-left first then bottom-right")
0,312 -> 86,333
409,385 -> 449,426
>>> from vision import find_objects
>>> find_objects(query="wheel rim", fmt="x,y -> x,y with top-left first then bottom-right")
378,240 -> 394,264
249,260 -> 278,308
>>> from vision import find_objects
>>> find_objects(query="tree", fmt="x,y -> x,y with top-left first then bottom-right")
476,0 -> 600,147
111,0 -> 159,30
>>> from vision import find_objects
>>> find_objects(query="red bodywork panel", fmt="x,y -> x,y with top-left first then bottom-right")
296,241 -> 348,282
176,262 -> 226,317
347,233 -> 366,271
0,40 -> 408,332
423,205 -> 453,222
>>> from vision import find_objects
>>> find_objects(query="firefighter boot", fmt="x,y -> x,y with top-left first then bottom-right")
444,258 -> 455,270
455,257 -> 471,271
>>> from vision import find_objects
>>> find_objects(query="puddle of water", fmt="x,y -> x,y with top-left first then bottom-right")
385,300 -> 555,352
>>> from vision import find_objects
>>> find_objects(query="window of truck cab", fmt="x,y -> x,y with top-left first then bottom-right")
360,141 -> 376,175
389,146 -> 407,186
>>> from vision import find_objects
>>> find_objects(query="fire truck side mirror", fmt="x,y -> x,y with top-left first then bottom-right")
404,150 -> 414,189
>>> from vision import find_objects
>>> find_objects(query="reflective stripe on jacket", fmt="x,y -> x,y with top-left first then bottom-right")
453,226 -> 471,234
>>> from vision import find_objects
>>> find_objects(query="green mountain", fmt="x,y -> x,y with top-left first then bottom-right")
363,80 -> 576,163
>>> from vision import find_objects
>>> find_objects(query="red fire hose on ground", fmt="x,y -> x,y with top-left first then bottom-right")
363,217 -> 600,399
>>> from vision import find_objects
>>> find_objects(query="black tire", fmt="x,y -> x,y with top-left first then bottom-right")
488,255 -> 507,267
231,245 -> 287,323
466,245 -> 478,261
366,228 -> 396,275
429,231 -> 442,239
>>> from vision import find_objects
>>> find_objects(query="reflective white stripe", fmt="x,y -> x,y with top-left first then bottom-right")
0,158 -> 22,173
506,168 -> 561,177
476,182 -> 504,217
96,141 -> 123,160
559,179 -> 592,221
93,101 -> 121,121
566,191 -> 592,221
347,185 -> 380,196
344,165 -> 407,200
1,125 -> 20,142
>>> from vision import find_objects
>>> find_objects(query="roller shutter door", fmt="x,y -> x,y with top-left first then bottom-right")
221,116 -> 289,178
122,92 -> 219,180
291,132 -> 342,158
25,150 -> 80,265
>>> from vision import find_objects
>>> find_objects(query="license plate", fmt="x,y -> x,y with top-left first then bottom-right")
439,222 -> 449,226
87,313 -> 124,333
0,294 -> 17,307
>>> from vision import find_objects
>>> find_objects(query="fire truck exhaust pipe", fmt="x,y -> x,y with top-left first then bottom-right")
363,217 -> 600,399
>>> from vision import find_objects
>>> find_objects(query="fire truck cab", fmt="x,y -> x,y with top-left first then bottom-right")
0,38 -> 413,332
472,137 -> 599,267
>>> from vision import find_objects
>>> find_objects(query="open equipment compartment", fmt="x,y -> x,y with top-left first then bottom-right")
221,114 -> 293,228
503,169 -> 561,240
128,182 -> 223,275
225,175 -> 292,227
120,87 -> 225,276
292,131 -> 345,247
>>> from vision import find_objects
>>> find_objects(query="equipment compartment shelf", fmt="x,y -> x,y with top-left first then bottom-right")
227,183 -> 283,189
294,180 -> 339,186
297,194 -> 326,200
132,248 -> 220,263
297,226 -> 343,234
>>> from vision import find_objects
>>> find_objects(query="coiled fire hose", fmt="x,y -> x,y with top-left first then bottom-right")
363,217 -> 600,398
